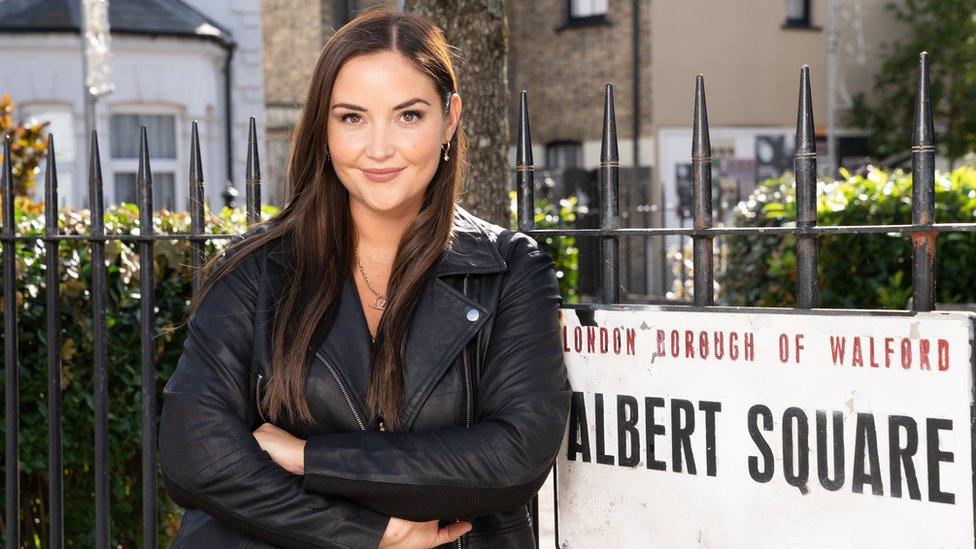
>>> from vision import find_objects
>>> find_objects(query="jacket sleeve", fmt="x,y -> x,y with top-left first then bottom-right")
302,232 -> 572,521
158,237 -> 390,549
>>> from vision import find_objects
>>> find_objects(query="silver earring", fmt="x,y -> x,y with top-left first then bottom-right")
326,148 -> 331,161
442,142 -> 451,161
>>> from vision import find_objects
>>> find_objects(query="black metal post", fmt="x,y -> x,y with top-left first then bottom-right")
137,126 -> 158,548
89,129 -> 111,548
513,89 -> 542,547
44,133 -> 64,548
3,133 -> 20,549
600,83 -> 620,304
795,65 -> 819,309
691,75 -> 714,306
911,51 -> 936,312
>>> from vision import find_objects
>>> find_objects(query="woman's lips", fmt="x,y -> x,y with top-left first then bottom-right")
361,167 -> 405,182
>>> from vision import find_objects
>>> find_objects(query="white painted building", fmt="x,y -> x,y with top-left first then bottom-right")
0,0 -> 266,212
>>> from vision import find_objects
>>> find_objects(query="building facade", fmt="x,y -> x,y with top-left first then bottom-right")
0,0 -> 266,212
258,0 -> 903,296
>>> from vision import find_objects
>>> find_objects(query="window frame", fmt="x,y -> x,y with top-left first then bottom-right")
107,106 -> 183,211
558,0 -> 611,31
782,0 -> 819,30
545,139 -> 584,169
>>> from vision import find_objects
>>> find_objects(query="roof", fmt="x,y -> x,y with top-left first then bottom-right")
0,0 -> 236,47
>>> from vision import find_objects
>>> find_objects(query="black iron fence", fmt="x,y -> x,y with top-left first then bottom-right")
1,51 -> 974,547
513,52 -> 976,543
2,117 -> 262,547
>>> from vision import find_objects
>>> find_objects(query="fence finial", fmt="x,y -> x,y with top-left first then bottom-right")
138,126 -> 154,216
601,83 -> 619,163
516,90 -> 534,233
796,65 -> 815,153
246,116 -> 261,225
3,134 -> 12,230
190,121 -> 204,185
44,134 -> 59,226
795,64 -> 819,309
692,75 -> 710,159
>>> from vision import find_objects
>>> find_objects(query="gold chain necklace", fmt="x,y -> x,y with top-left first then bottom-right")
355,248 -> 387,311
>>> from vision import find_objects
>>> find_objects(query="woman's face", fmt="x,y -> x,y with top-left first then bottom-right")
327,50 -> 462,219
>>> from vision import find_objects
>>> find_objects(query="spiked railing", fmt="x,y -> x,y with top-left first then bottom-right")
514,52 -> 973,315
0,51 -> 974,547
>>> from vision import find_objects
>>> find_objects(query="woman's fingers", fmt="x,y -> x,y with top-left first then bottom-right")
432,520 -> 472,546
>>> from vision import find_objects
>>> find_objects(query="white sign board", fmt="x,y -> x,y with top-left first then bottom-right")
556,308 -> 976,548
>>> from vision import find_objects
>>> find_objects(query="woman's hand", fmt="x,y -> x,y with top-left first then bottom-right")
379,517 -> 471,549
252,422 -> 306,475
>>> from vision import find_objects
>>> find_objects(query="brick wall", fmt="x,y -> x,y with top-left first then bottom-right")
506,0 -> 652,148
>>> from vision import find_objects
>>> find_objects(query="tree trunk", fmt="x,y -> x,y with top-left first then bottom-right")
403,0 -> 511,227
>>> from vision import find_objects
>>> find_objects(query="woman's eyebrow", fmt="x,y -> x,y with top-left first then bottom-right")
331,98 -> 432,111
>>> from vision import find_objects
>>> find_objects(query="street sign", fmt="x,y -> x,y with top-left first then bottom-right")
556,307 -> 976,548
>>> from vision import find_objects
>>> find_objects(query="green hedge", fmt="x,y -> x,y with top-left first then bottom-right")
509,191 -> 581,305
0,197 -> 276,547
717,166 -> 976,308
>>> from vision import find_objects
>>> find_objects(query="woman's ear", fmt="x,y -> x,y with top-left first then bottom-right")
445,92 -> 462,142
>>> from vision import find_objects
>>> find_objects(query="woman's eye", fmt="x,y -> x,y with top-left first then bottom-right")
340,113 -> 362,125
402,110 -> 425,124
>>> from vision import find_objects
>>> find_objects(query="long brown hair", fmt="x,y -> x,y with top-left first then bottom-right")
187,6 -> 468,430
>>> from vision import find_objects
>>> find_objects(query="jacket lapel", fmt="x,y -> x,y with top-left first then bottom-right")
309,206 -> 508,428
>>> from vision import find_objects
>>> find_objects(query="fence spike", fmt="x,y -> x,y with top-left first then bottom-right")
692,74 -> 714,306
795,65 -> 819,309
138,126 -> 154,216
87,128 -> 111,547
516,90 -> 535,233
911,51 -> 936,312
45,134 -> 59,229
89,130 -> 104,235
42,132 -> 65,547
601,83 -> 619,164
246,116 -> 261,226
189,121 -> 206,294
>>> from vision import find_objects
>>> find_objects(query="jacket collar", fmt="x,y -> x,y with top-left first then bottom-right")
307,204 -> 506,430
433,204 -> 508,277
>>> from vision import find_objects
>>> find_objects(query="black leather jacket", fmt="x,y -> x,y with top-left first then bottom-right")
158,205 -> 572,548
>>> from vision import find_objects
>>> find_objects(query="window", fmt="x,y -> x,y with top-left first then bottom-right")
110,112 -> 179,210
570,0 -> 608,18
20,104 -> 75,206
114,172 -> 177,211
784,0 -> 812,28
546,140 -> 583,169
559,0 -> 610,30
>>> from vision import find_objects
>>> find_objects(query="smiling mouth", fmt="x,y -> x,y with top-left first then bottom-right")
361,167 -> 406,182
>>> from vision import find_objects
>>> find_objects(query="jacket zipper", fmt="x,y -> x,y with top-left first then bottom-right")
313,350 -> 367,431
459,273 -> 472,549
462,274 -> 473,430
255,373 -> 268,423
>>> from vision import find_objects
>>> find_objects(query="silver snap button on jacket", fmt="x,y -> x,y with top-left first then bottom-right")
466,308 -> 480,321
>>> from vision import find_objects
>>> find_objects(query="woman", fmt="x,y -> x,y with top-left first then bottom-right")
158,6 -> 571,549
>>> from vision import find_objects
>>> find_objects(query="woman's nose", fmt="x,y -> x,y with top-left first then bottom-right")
366,123 -> 395,161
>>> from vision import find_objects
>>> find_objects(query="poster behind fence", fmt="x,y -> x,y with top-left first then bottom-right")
555,308 -> 976,548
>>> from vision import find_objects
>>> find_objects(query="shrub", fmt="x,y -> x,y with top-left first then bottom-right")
509,191 -> 580,304
0,198 -> 277,547
718,166 -> 976,308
